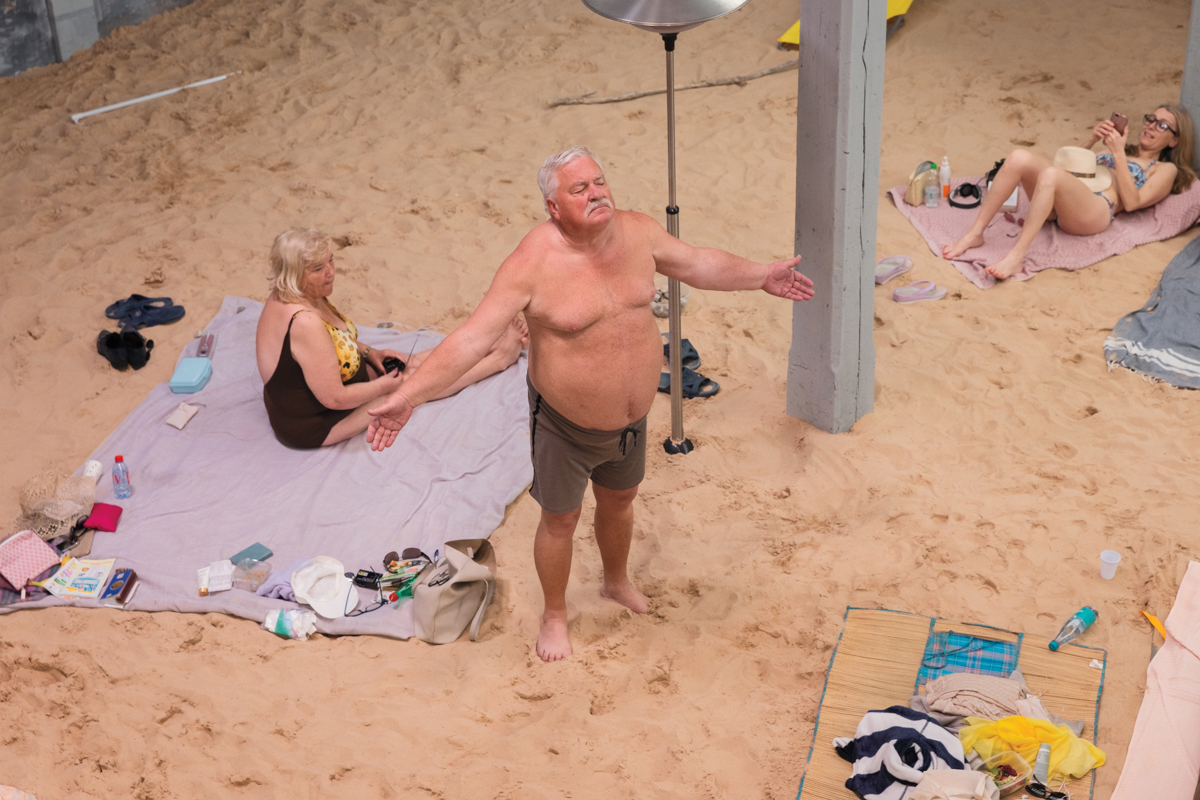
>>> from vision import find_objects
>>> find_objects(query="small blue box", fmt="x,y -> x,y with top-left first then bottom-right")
169,357 -> 212,393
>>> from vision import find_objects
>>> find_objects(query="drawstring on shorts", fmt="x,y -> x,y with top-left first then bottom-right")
618,425 -> 639,456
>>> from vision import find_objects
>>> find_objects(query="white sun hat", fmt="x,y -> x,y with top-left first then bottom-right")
1053,146 -> 1112,192
291,556 -> 358,618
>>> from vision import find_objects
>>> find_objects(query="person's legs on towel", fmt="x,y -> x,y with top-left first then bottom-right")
943,149 -> 1045,260
985,162 -> 1111,279
942,148 -> 1111,278
322,317 -> 528,446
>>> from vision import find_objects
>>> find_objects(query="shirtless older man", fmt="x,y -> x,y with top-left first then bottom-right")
368,146 -> 814,661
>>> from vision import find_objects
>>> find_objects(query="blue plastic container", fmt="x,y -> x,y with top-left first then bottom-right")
169,357 -> 212,393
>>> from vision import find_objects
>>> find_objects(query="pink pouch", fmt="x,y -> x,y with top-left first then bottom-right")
0,531 -> 61,595
84,502 -> 123,533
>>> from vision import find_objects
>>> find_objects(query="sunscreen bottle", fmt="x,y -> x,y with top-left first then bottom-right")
940,156 -> 952,199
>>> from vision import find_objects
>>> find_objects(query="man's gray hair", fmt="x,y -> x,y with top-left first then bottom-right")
537,146 -> 603,201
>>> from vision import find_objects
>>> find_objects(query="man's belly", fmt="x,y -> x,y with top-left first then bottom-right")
527,313 -> 664,431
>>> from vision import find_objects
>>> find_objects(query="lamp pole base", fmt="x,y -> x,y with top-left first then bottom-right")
663,437 -> 694,455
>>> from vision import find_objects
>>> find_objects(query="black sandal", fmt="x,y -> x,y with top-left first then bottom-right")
121,330 -> 154,370
96,331 -> 128,371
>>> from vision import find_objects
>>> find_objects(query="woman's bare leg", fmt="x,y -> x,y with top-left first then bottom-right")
411,316 -> 529,400
321,317 -> 529,446
986,165 -> 1111,279
943,149 -> 1048,259
323,401 -> 379,445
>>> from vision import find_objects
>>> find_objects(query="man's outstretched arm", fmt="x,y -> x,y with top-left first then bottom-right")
648,218 -> 815,301
366,255 -> 533,451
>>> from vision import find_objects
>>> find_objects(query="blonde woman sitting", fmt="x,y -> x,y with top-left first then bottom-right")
944,104 -> 1196,279
255,228 -> 527,448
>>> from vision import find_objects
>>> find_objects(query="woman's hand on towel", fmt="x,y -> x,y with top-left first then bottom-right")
366,391 -> 415,450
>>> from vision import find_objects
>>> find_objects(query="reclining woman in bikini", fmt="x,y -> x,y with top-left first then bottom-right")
943,104 -> 1196,279
256,228 -> 527,448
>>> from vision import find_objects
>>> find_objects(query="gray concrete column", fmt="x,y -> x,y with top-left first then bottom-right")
47,0 -> 99,61
787,0 -> 884,433
0,0 -> 56,76
1182,0 -> 1200,172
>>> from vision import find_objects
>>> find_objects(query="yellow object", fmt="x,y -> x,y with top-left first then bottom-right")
959,716 -> 1106,782
777,0 -> 914,48
1141,610 -> 1167,639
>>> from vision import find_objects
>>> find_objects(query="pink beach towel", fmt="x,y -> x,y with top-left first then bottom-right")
889,179 -> 1200,289
1109,560 -> 1200,800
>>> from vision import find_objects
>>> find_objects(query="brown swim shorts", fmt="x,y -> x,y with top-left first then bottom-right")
527,376 -> 647,514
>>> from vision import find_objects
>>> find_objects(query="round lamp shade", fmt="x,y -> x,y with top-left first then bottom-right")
581,0 -> 751,34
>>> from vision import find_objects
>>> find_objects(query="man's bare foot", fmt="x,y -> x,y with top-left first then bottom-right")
942,232 -> 985,260
985,252 -> 1024,279
537,613 -> 572,662
600,580 -> 650,614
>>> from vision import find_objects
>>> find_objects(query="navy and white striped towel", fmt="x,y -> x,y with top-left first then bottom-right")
833,705 -> 965,800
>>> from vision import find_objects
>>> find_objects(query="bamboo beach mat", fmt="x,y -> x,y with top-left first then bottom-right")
797,608 -> 1107,800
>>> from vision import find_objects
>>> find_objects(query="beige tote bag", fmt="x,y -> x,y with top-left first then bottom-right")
412,539 -> 496,644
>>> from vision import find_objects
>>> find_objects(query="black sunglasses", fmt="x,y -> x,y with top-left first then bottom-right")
1144,113 -> 1179,135
1027,783 -> 1069,800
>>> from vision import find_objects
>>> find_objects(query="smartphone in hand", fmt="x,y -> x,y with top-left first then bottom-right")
1111,112 -> 1128,135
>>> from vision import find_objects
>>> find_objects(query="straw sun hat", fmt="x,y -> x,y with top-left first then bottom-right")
1053,146 -> 1112,192
11,466 -> 101,540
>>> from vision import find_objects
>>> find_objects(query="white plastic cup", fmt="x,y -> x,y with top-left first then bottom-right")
1100,550 -> 1121,580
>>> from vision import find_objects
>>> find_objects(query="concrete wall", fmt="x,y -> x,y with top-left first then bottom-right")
0,0 -> 193,77
1181,0 -> 1200,172
0,0 -> 56,77
96,0 -> 192,39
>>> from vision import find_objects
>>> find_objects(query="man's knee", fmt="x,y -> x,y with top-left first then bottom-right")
593,482 -> 639,511
539,505 -> 582,538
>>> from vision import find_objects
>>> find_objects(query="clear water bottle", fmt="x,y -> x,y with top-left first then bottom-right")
1048,606 -> 1097,651
923,170 -> 940,208
112,455 -> 132,499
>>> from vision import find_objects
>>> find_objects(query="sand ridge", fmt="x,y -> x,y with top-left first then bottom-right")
1,0 -> 1198,796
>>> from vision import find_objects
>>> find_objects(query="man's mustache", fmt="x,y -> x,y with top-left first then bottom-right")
587,198 -> 613,213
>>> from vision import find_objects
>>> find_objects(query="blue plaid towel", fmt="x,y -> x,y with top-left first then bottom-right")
917,630 -> 1021,685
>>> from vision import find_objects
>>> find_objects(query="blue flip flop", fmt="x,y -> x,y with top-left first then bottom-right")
106,294 -> 172,320
106,294 -> 186,330
658,367 -> 719,398
662,333 -> 701,370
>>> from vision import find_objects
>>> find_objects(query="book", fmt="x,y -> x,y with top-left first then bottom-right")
99,568 -> 139,608
43,557 -> 116,599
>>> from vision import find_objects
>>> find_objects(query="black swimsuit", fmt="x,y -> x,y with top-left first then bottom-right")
263,314 -> 367,448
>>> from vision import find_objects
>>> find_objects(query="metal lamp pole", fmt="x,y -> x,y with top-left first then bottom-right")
580,0 -> 751,456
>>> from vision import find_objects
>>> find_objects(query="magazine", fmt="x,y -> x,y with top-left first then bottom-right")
43,557 -> 116,599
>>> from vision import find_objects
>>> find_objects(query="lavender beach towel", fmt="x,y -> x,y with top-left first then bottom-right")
0,297 -> 533,640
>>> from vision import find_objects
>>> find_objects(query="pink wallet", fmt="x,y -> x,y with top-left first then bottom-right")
84,502 -> 123,532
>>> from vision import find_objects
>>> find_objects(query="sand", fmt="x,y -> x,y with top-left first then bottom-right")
1,0 -> 1197,796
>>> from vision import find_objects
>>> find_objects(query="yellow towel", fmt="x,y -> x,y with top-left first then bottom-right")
959,715 -> 1106,781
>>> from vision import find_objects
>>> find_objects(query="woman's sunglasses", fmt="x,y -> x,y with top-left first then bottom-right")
1027,782 -> 1070,800
1144,114 -> 1179,135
